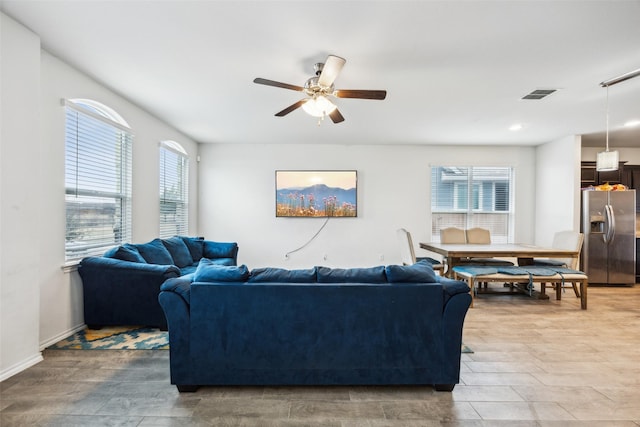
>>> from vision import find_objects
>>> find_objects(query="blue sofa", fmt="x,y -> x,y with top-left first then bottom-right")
78,236 -> 238,330
159,260 -> 472,392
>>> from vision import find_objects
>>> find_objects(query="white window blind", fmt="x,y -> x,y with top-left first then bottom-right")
64,100 -> 132,261
159,141 -> 189,238
431,166 -> 514,243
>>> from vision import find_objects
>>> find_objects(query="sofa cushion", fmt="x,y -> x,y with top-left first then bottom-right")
135,238 -> 175,265
181,236 -> 205,261
203,241 -> 238,259
385,260 -> 438,283
162,236 -> 194,268
104,245 -> 147,263
316,266 -> 387,283
194,258 -> 250,282
248,267 -> 317,283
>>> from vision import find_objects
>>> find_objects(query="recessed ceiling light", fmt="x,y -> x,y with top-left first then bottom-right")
509,123 -> 523,131
624,119 -> 640,127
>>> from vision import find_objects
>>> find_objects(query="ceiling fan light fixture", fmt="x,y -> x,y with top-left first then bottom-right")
302,95 -> 337,118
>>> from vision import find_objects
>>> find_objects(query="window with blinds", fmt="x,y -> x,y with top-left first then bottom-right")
159,141 -> 189,238
431,166 -> 514,243
64,99 -> 133,262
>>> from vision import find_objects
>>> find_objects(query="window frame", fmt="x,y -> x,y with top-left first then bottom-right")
159,140 -> 189,238
431,165 -> 515,243
64,99 -> 133,263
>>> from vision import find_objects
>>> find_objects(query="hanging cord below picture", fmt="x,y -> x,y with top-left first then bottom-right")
284,217 -> 330,259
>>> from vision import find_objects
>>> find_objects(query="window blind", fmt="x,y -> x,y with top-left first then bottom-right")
159,142 -> 189,238
65,102 -> 132,261
431,166 -> 513,243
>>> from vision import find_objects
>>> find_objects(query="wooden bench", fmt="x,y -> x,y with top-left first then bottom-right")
452,266 -> 588,309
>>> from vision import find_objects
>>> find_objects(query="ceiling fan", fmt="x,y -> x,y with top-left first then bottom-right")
253,55 -> 387,124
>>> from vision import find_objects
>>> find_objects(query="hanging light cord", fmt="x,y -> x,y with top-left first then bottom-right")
605,85 -> 610,152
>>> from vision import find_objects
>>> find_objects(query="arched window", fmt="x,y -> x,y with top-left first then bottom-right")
64,99 -> 133,262
159,140 -> 189,238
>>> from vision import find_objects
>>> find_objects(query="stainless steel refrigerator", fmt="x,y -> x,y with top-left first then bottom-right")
581,189 -> 636,285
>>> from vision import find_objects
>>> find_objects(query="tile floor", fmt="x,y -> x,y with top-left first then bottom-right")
1,285 -> 640,426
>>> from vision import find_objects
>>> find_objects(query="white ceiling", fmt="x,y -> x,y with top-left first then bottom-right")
2,0 -> 640,147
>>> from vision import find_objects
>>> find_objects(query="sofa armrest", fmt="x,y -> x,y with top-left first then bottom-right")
79,256 -> 180,276
437,276 -> 471,304
78,256 -> 180,329
202,241 -> 239,264
159,284 -> 192,386
441,291 -> 472,379
160,276 -> 193,306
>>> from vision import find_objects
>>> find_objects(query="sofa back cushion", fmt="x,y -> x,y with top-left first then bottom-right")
385,260 -> 438,283
181,236 -> 205,261
162,236 -> 194,268
248,267 -> 317,283
316,266 -> 387,283
104,244 -> 147,263
135,238 -> 175,265
194,258 -> 250,282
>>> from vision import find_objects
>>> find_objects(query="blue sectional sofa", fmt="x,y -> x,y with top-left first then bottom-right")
159,260 -> 472,392
78,236 -> 238,330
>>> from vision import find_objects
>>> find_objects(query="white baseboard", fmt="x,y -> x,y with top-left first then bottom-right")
39,323 -> 86,351
0,353 -> 43,382
0,324 -> 86,382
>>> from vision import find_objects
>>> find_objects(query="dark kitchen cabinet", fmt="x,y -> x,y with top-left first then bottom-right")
581,161 -> 628,187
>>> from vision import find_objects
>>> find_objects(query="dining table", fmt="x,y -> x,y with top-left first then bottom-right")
419,241 -> 587,308
418,242 -> 580,277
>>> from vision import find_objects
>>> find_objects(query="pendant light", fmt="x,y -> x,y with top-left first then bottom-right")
597,68 -> 640,172
596,85 -> 618,171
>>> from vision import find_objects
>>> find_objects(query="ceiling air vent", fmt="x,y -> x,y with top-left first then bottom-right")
522,89 -> 557,100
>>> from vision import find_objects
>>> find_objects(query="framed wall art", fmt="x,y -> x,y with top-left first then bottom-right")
275,170 -> 357,217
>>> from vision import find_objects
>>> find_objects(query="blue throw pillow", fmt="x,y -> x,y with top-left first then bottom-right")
194,258 -> 250,282
316,266 -> 387,283
180,236 -> 204,261
248,267 -> 317,283
104,245 -> 146,263
203,241 -> 238,259
134,238 -> 175,265
161,236 -> 194,268
385,260 -> 438,283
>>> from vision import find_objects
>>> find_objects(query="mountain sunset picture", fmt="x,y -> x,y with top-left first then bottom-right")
276,170 -> 357,217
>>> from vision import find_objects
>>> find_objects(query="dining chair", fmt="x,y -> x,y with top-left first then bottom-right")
439,227 -> 467,244
533,230 -> 584,297
463,227 -> 514,267
465,227 -> 491,244
396,228 -> 444,275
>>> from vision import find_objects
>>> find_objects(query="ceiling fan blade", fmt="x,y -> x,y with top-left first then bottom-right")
318,55 -> 346,87
329,108 -> 345,124
335,89 -> 387,100
254,78 -> 304,92
275,99 -> 307,117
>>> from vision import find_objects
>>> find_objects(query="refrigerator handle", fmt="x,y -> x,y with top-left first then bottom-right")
604,204 -> 615,244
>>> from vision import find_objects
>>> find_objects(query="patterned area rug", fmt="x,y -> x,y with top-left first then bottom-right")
48,325 -> 472,354
47,326 -> 169,350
